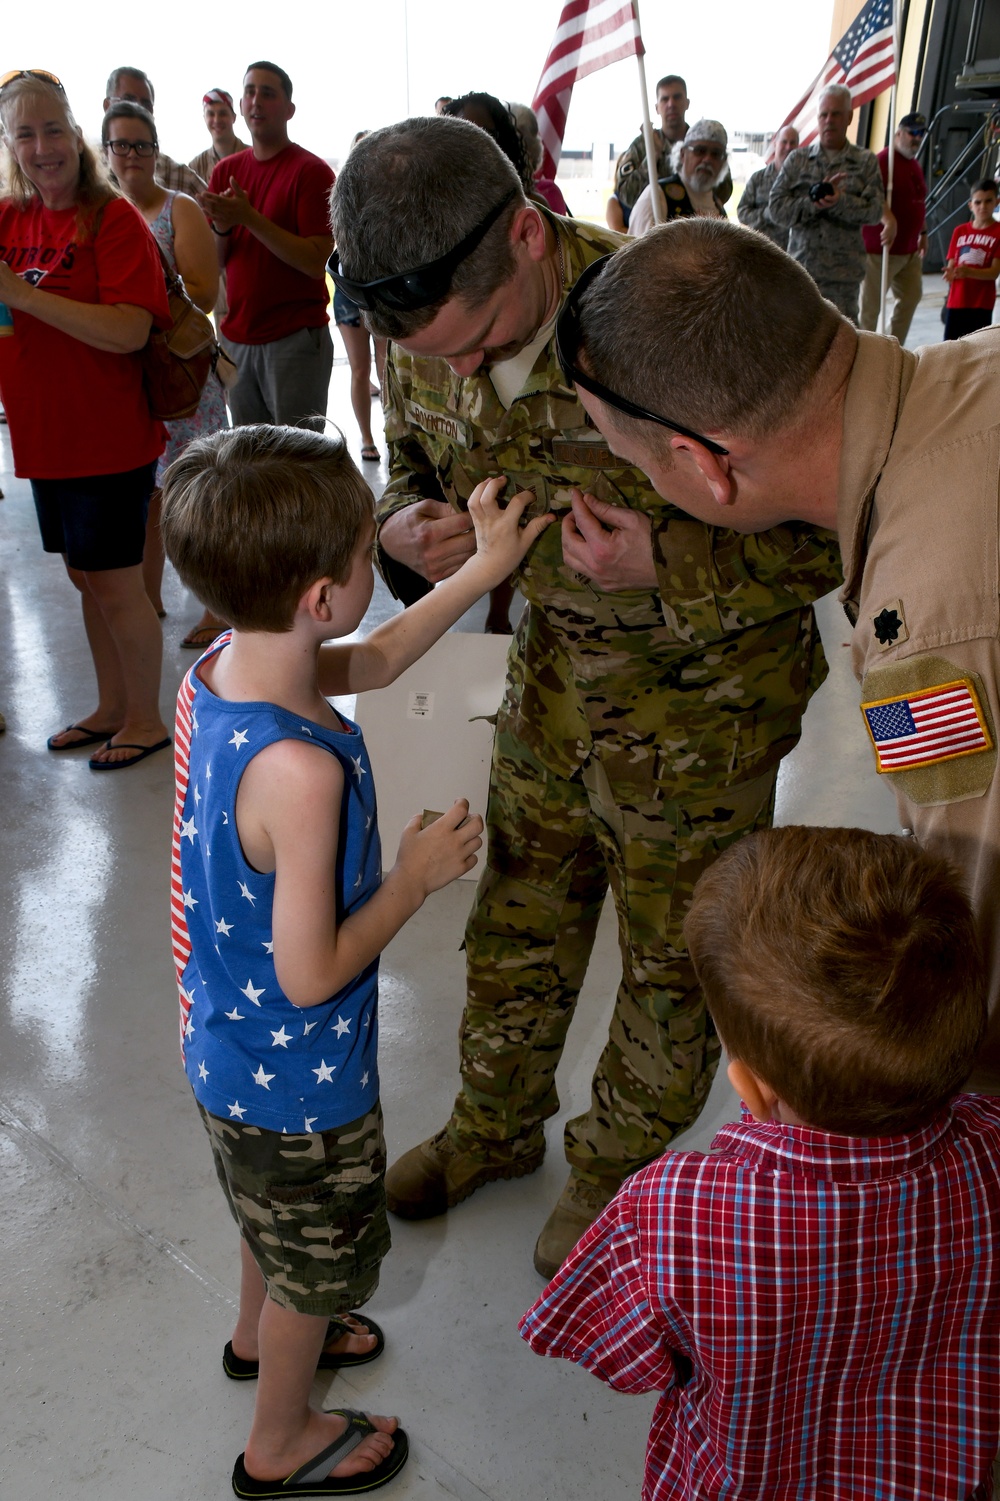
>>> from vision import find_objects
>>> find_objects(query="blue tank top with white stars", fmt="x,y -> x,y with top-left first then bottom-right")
174,637 -> 381,1134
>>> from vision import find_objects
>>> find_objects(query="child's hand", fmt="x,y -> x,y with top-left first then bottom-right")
394,799 -> 484,896
465,476 -> 555,588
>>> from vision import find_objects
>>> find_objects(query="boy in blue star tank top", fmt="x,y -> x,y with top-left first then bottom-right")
161,424 -> 552,1500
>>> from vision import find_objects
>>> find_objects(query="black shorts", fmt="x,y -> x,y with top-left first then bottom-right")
31,461 -> 157,572
943,307 -> 994,342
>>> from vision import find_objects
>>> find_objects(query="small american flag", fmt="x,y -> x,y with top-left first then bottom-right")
768,0 -> 896,158
532,0 -> 644,180
862,679 -> 992,774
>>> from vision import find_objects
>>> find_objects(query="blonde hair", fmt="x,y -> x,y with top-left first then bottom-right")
0,76 -> 117,240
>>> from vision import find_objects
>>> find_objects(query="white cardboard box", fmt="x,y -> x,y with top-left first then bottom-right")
351,632 -> 511,879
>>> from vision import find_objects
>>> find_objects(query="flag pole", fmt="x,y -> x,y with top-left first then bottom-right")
878,0 -> 901,334
632,2 -> 662,225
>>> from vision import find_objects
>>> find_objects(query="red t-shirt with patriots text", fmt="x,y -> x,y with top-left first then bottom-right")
946,219 -> 1000,311
0,195 -> 169,479
209,144 -> 334,344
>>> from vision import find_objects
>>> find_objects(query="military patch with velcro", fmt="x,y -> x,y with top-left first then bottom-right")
860,655 -> 996,806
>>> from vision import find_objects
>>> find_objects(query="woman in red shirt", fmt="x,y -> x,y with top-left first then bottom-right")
0,71 -> 172,769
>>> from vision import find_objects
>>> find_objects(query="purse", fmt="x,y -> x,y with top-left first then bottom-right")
141,242 -> 222,421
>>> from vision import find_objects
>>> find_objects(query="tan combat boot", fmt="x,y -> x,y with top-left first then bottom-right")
385,1126 -> 545,1219
533,1172 -> 618,1279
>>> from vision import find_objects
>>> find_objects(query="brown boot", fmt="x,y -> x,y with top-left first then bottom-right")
533,1172 -> 618,1279
385,1126 -> 545,1220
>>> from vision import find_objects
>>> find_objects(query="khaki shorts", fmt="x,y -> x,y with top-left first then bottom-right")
197,1100 -> 390,1316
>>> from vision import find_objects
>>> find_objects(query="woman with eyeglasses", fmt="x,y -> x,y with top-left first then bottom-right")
103,100 -> 229,651
0,71 -> 172,768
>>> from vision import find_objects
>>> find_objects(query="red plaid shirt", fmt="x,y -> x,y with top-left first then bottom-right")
520,1098 -> 1000,1501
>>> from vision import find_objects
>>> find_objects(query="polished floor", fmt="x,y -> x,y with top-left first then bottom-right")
0,291 -> 944,1500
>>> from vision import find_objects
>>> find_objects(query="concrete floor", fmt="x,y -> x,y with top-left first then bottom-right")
0,294 -> 933,1500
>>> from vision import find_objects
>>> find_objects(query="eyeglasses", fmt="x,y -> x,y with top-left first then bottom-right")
902,127 -> 926,137
555,255 -> 730,457
0,69 -> 64,94
328,187 -> 519,313
106,138 -> 157,158
685,144 -> 726,161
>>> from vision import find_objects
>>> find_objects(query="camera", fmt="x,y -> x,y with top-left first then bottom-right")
809,181 -> 834,203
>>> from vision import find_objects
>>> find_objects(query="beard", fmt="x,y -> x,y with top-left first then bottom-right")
682,159 -> 727,195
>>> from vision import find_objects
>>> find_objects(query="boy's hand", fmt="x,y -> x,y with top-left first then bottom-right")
464,476 -> 555,588
394,798 -> 484,895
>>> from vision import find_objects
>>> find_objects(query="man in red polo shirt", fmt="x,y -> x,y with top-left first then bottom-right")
859,112 -> 927,342
199,61 -> 335,430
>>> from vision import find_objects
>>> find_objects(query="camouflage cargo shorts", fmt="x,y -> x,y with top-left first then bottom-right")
197,1100 -> 391,1317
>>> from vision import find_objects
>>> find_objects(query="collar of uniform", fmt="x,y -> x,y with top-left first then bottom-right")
837,332 -> 915,618
808,139 -> 859,165
515,210 -> 624,403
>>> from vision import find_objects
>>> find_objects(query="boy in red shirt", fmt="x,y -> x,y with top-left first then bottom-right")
520,826 -> 1000,1501
943,177 -> 1000,340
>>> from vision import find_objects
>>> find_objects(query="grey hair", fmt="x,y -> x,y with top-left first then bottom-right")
106,66 -> 154,102
819,83 -> 853,111
329,115 -> 526,340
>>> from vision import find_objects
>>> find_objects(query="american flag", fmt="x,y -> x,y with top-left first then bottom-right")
862,680 -> 992,774
171,660 -> 199,1050
532,0 -> 644,180
768,0 -> 896,158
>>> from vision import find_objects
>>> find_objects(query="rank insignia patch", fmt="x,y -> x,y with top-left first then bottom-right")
861,679 -> 992,774
872,598 -> 908,650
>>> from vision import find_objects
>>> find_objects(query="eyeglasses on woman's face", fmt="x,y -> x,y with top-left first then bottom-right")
106,138 -> 157,158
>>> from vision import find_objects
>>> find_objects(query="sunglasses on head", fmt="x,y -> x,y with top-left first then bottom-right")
0,69 -> 64,95
556,255 -> 729,458
329,187 -> 518,313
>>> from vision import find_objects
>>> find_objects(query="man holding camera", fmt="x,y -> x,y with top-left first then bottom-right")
768,84 -> 884,322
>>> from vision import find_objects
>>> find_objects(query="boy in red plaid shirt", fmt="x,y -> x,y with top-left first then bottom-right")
520,826 -> 1000,1501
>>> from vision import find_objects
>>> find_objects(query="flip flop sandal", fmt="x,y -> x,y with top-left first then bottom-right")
360,446 -> 380,463
47,723 -> 119,751
181,624 -> 226,650
88,737 -> 172,772
223,1314 -> 385,1381
232,1411 -> 408,1498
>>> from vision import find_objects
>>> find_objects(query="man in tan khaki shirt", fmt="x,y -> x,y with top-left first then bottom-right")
559,217 -> 1000,1086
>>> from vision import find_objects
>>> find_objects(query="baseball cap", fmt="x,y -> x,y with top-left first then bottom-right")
203,89 -> 233,108
898,112 -> 927,133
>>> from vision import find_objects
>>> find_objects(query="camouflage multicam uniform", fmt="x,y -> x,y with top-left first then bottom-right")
769,142 -> 884,321
379,212 -> 842,1188
615,131 -> 673,215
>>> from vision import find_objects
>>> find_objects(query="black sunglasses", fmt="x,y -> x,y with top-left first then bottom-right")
328,187 -> 518,313
555,255 -> 729,457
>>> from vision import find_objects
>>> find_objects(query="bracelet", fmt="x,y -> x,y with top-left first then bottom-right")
211,223 -> 234,237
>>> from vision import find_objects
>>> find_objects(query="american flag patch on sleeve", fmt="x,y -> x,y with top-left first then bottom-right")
861,679 -> 992,773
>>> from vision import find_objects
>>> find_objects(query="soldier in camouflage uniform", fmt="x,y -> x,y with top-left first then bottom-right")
736,124 -> 800,250
769,84 -> 883,322
612,76 -> 732,229
330,116 -> 842,1279
613,74 -> 688,224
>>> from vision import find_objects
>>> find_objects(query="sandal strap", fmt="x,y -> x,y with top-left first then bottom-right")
287,1412 -> 371,1485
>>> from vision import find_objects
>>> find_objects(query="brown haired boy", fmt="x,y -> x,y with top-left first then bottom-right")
161,425 -> 551,1498
521,826 -> 1000,1501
